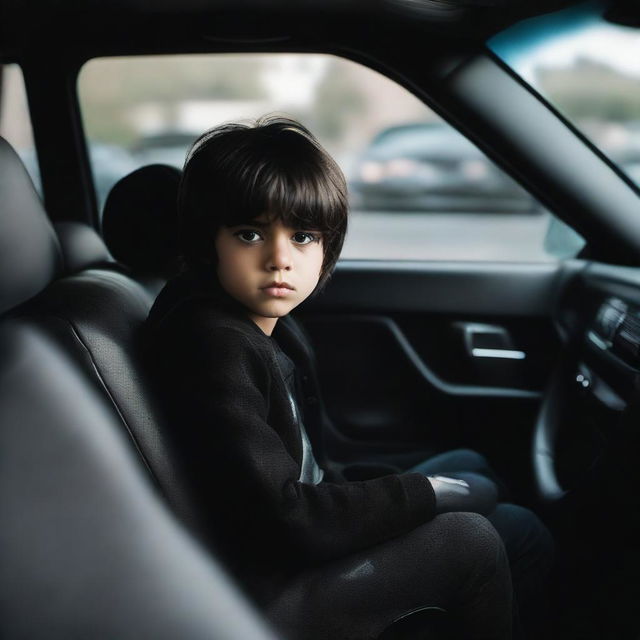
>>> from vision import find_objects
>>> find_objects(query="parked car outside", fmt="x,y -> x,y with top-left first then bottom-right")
349,122 -> 538,213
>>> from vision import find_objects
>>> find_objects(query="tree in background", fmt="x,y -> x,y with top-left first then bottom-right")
537,57 -> 640,123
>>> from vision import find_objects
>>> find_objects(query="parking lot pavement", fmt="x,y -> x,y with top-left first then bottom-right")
342,210 -> 553,262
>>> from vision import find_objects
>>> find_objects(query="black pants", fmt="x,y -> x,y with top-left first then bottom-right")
408,449 -> 555,639
265,511 -> 513,640
266,448 -> 553,640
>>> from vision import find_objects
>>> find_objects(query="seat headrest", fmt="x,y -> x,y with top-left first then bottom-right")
54,221 -> 117,274
0,136 -> 62,315
102,164 -> 181,278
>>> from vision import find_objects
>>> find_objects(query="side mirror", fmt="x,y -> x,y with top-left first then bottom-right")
543,215 -> 586,259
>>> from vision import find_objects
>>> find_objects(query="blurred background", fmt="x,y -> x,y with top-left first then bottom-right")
2,16 -> 638,263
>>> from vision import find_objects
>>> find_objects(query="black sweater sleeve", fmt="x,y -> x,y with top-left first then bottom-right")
167,320 -> 437,564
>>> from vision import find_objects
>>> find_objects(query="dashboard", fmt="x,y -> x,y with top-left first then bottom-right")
558,262 -> 640,414
582,296 -> 640,412
534,261 -> 640,502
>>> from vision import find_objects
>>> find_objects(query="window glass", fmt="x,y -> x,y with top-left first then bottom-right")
490,2 -> 640,192
79,54 -> 573,262
0,64 -> 41,193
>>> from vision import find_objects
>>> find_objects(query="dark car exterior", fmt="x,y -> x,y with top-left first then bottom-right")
349,122 -> 537,213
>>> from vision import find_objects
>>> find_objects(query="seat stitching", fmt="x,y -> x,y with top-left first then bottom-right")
62,316 -> 159,485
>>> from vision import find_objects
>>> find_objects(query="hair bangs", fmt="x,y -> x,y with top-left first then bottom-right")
178,114 -> 348,291
217,146 -> 344,236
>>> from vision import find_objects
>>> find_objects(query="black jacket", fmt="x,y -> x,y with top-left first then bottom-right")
143,268 -> 436,602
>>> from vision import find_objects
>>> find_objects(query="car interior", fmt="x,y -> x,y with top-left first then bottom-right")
2,0 -> 640,638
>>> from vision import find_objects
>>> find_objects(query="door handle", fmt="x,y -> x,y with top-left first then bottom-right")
456,323 -> 526,360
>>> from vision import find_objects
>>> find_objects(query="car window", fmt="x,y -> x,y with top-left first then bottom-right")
78,53 -> 582,262
489,3 -> 640,193
0,64 -> 40,193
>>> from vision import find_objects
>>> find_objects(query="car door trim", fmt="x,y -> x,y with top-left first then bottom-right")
333,314 -> 541,399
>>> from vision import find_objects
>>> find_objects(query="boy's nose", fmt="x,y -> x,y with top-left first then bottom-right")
266,233 -> 292,271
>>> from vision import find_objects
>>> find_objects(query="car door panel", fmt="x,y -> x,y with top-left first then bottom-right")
296,260 -> 575,488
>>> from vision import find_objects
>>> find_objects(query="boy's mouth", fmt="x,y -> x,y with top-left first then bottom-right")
262,281 -> 294,290
261,286 -> 294,298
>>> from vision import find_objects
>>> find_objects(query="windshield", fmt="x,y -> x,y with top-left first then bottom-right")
489,1 -> 640,191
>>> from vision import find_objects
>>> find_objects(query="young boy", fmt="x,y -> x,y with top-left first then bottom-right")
144,115 -> 528,639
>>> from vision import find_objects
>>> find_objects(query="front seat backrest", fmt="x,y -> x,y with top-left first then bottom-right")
0,320 -> 279,640
0,150 -> 202,531
0,135 -> 280,638
0,138 -> 62,314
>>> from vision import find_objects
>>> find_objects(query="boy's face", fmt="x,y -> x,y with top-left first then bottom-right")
214,214 -> 324,335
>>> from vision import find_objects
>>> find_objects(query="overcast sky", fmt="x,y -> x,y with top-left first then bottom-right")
513,24 -> 640,82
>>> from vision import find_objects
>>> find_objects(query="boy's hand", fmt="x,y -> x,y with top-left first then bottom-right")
428,472 -> 498,516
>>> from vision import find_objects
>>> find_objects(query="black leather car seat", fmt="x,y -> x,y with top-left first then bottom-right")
0,135 -> 280,640
56,219 -> 121,273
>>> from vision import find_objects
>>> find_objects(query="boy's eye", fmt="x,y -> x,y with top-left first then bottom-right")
293,231 -> 320,245
235,230 -> 262,243
233,228 -> 320,245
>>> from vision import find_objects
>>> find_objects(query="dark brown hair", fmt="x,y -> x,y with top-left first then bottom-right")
178,114 -> 348,293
